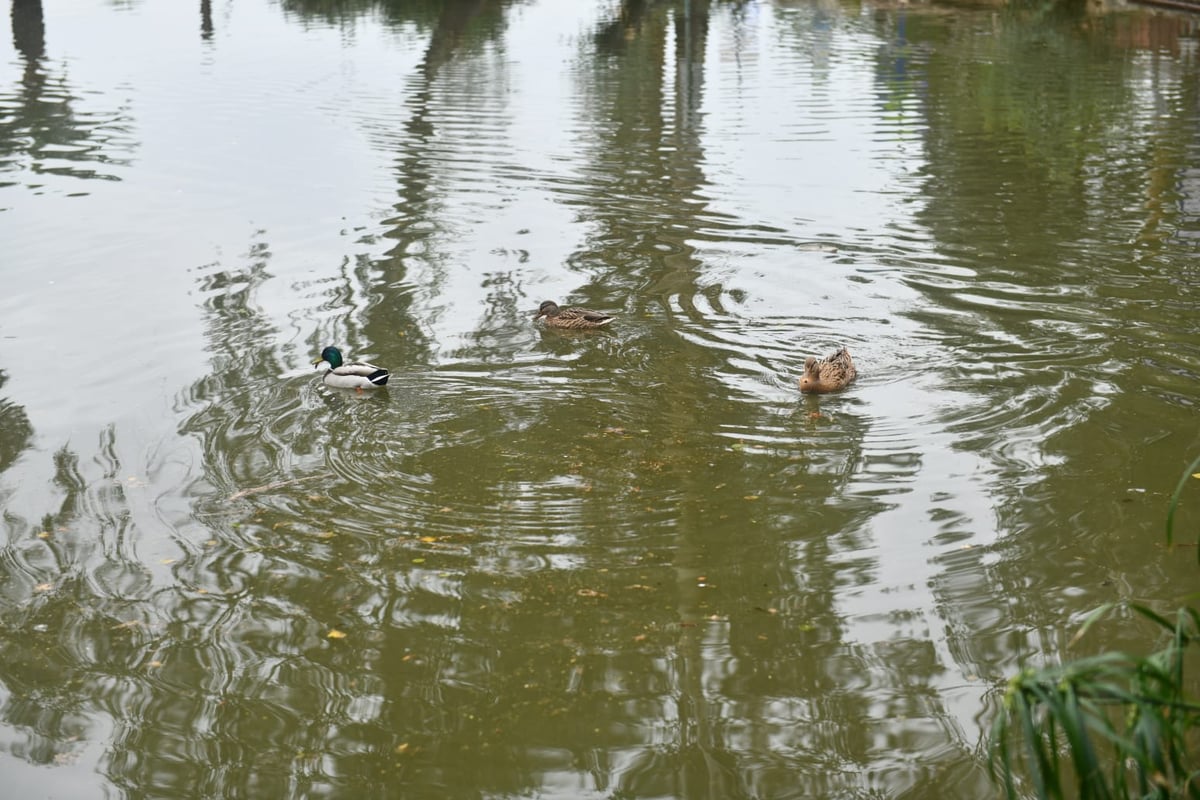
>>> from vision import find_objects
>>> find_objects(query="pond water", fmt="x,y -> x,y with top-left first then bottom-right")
2,0 -> 1200,796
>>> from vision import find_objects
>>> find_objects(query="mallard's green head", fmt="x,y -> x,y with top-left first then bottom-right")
314,346 -> 344,369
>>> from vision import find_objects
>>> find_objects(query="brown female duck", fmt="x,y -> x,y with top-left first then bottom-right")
799,347 -> 857,393
534,300 -> 614,330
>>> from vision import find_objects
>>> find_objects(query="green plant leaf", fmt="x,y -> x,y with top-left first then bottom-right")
1167,453 -> 1200,554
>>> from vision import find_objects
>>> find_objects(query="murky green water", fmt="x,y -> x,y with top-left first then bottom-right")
2,0 -> 1200,796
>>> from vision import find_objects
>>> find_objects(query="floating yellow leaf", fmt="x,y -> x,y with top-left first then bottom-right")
34,583 -> 53,592
327,630 -> 347,639
419,536 -> 437,543
1193,473 -> 1200,480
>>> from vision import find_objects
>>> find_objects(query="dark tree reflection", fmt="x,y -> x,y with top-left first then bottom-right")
11,0 -> 44,61
201,0 -> 213,40
2,0 -> 136,189
0,372 -> 32,478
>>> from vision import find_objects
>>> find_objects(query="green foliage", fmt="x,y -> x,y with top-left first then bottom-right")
990,458 -> 1200,799
1166,453 -> 1200,557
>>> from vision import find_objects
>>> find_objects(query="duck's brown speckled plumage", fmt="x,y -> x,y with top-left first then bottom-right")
534,300 -> 614,330
799,347 -> 857,393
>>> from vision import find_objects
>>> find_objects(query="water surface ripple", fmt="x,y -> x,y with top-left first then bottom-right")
1,1 -> 1199,798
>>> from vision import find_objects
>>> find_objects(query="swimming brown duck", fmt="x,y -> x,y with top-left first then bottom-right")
799,347 -> 857,393
533,300 -> 614,330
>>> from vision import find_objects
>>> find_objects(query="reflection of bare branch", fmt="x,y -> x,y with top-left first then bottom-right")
227,473 -> 330,501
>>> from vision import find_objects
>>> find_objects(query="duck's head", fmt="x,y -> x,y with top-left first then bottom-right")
313,346 -> 344,369
798,356 -> 820,392
534,301 -> 559,320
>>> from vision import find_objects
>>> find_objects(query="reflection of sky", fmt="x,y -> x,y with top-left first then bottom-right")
699,6 -> 993,706
0,1 -> 596,419
370,1 -> 590,350
0,0 -> 952,575
702,9 -> 917,245
0,4 -> 396,442
0,0 -> 934,432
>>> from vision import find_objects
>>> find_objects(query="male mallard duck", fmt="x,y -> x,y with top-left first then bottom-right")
312,346 -> 389,390
534,300 -> 614,330
799,347 -> 857,393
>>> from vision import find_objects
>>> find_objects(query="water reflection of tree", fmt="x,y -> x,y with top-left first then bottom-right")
885,7 -> 1200,703
0,371 -> 33,478
250,0 -> 876,793
11,0 -> 44,61
367,0 -> 515,346
328,0 -> 879,794
2,0 -> 136,189
280,0 -> 511,35
555,7 -> 884,793
178,239 -> 301,487
277,0 -> 518,357
200,0 -> 213,40
0,228 -> 407,793
327,0 -> 881,795
0,4 -> 886,796
0,432 -> 159,773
